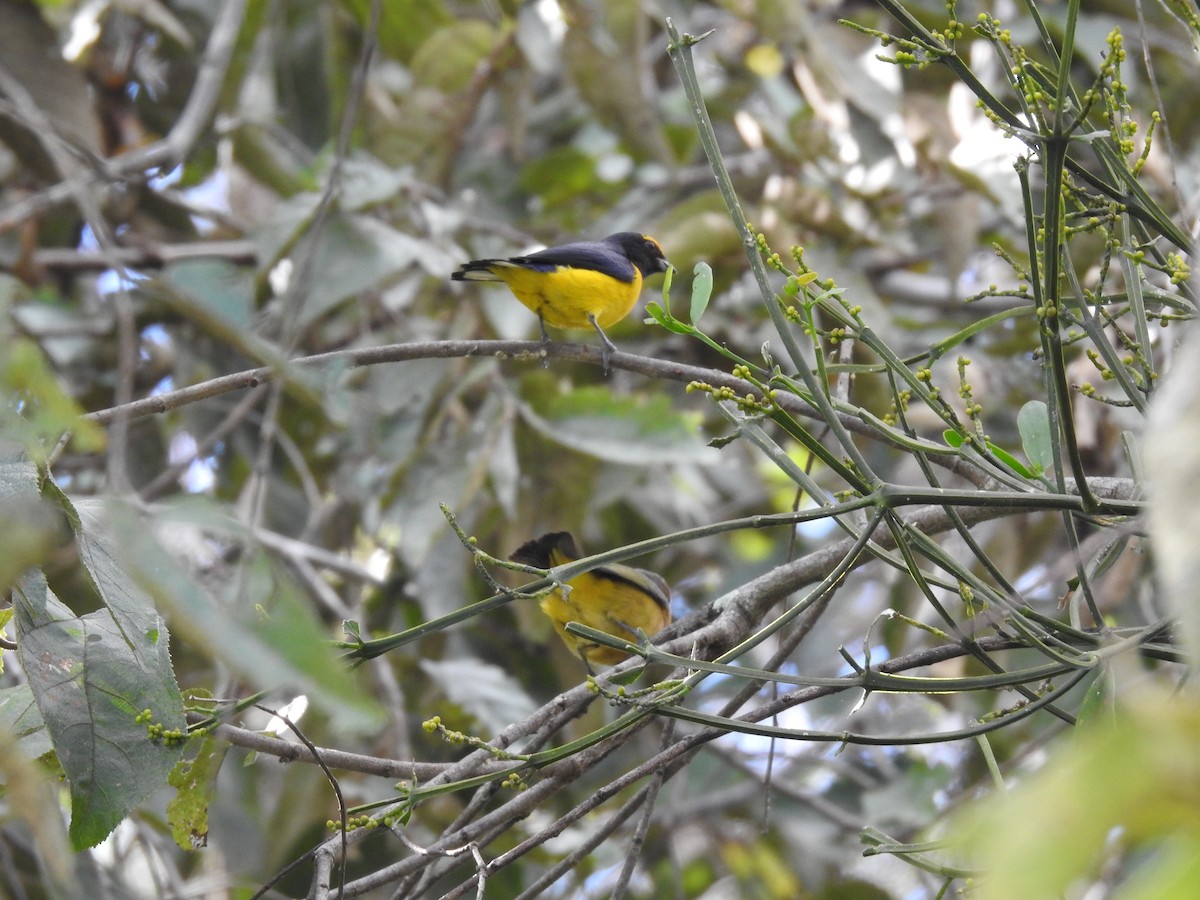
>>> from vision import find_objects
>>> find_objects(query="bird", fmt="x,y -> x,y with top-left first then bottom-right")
510,531 -> 672,669
451,232 -> 670,371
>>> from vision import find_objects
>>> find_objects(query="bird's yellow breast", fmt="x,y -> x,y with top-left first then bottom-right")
492,265 -> 644,330
539,570 -> 671,666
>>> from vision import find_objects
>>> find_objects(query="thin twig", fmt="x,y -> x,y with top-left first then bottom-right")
249,703 -> 349,900
611,718 -> 676,900
31,240 -> 258,271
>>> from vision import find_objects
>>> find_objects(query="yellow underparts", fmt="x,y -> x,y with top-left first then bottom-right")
489,265 -> 644,330
539,571 -> 670,666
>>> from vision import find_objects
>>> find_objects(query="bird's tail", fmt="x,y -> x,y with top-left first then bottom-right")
451,260 -> 512,282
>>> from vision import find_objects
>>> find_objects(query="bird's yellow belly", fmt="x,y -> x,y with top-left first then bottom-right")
540,573 -> 670,665
497,266 -> 643,330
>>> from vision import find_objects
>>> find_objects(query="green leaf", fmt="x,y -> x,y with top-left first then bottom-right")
645,291 -> 757,370
519,385 -> 719,465
0,455 -> 59,595
518,147 -> 597,207
1,338 -> 105,459
148,261 -> 287,375
986,442 -> 1035,479
0,684 -> 51,759
167,735 -> 229,850
13,570 -> 187,849
161,259 -> 255,331
411,21 -> 501,93
3,454 -> 185,849
961,697 -> 1200,900
253,211 -> 426,330
251,191 -> 323,267
690,262 -> 714,323
295,215 -> 426,328
419,659 -> 538,735
1018,400 -> 1055,474
337,154 -> 415,211
942,429 -> 1035,479
383,398 -> 503,569
644,301 -> 692,335
342,0 -> 451,61
106,502 -> 384,734
1075,675 -> 1113,727
487,411 -> 520,518
73,500 -> 185,662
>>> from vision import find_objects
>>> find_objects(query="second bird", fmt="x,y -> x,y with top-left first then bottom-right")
511,531 -> 672,669
452,232 -> 670,370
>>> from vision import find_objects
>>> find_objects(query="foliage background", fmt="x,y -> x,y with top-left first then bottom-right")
1,0 -> 1197,897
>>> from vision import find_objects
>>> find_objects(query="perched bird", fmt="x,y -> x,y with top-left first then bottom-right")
510,531 -> 672,668
451,232 -> 670,371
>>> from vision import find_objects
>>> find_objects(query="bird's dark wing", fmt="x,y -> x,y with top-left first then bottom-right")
514,242 -> 636,282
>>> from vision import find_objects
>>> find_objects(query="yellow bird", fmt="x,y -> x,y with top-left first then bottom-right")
451,232 -> 670,370
510,531 -> 672,668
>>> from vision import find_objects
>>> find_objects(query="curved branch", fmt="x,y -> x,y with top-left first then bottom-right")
73,336 -> 997,490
